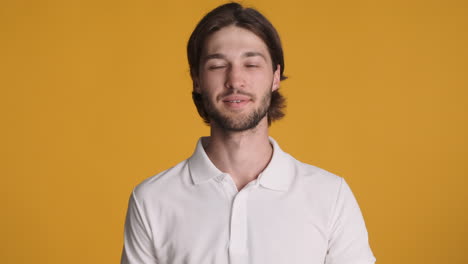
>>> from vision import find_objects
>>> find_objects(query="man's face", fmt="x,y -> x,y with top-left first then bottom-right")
195,25 -> 280,131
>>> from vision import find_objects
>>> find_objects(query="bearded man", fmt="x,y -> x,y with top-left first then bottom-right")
121,2 -> 376,264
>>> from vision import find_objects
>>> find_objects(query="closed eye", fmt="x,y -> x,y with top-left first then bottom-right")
208,65 -> 226,70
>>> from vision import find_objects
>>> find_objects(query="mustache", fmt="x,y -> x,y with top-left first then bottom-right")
216,90 -> 256,101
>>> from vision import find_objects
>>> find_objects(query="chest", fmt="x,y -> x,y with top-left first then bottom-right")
151,180 -> 331,264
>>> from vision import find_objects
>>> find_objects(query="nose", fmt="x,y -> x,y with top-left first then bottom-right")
225,65 -> 245,90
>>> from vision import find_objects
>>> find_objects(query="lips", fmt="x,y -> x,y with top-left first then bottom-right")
221,95 -> 251,108
222,95 -> 251,103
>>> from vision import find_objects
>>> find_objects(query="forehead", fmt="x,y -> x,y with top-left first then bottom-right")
203,25 -> 271,60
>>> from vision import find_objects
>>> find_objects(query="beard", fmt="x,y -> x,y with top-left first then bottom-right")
202,88 -> 272,132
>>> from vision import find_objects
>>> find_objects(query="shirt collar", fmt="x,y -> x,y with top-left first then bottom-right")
257,137 -> 295,192
188,137 -> 295,192
188,137 -> 224,185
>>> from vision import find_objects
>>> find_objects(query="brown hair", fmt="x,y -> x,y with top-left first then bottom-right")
187,2 -> 287,125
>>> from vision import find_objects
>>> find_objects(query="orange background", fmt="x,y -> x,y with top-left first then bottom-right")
1,0 -> 467,263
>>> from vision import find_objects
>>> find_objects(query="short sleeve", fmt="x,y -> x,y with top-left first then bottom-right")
324,178 -> 376,264
121,190 -> 158,264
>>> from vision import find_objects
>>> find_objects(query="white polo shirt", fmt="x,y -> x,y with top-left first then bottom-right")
122,137 -> 376,264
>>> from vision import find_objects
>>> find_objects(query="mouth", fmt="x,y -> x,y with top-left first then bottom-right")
224,100 -> 244,103
221,96 -> 251,109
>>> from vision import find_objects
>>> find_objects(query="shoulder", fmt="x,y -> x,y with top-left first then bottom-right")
292,157 -> 343,186
132,159 -> 190,203
270,137 -> 343,190
288,156 -> 345,200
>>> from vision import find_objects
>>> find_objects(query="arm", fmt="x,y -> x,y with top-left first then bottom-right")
121,190 -> 158,264
325,178 -> 376,264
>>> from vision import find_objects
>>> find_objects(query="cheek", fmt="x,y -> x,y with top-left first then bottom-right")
201,77 -> 226,96
251,71 -> 274,86
201,72 -> 223,86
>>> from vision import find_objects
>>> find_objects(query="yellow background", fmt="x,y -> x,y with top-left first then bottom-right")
1,0 -> 467,263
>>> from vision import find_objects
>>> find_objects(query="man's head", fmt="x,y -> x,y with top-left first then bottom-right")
187,2 -> 287,130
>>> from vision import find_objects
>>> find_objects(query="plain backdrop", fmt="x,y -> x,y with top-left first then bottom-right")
1,0 -> 467,263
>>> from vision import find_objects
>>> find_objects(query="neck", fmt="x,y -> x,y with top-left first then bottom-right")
203,118 -> 273,190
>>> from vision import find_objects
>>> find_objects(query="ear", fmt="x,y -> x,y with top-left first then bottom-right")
272,64 -> 281,91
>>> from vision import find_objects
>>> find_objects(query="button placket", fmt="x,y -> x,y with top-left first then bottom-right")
228,180 -> 258,264
218,174 -> 237,202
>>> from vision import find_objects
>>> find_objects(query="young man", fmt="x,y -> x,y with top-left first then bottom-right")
122,3 -> 375,264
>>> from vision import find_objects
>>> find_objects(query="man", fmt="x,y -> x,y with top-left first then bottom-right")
122,2 -> 376,264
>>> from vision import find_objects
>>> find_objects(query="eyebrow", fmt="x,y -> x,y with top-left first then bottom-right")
244,51 -> 266,61
203,53 -> 226,62
202,51 -> 267,63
